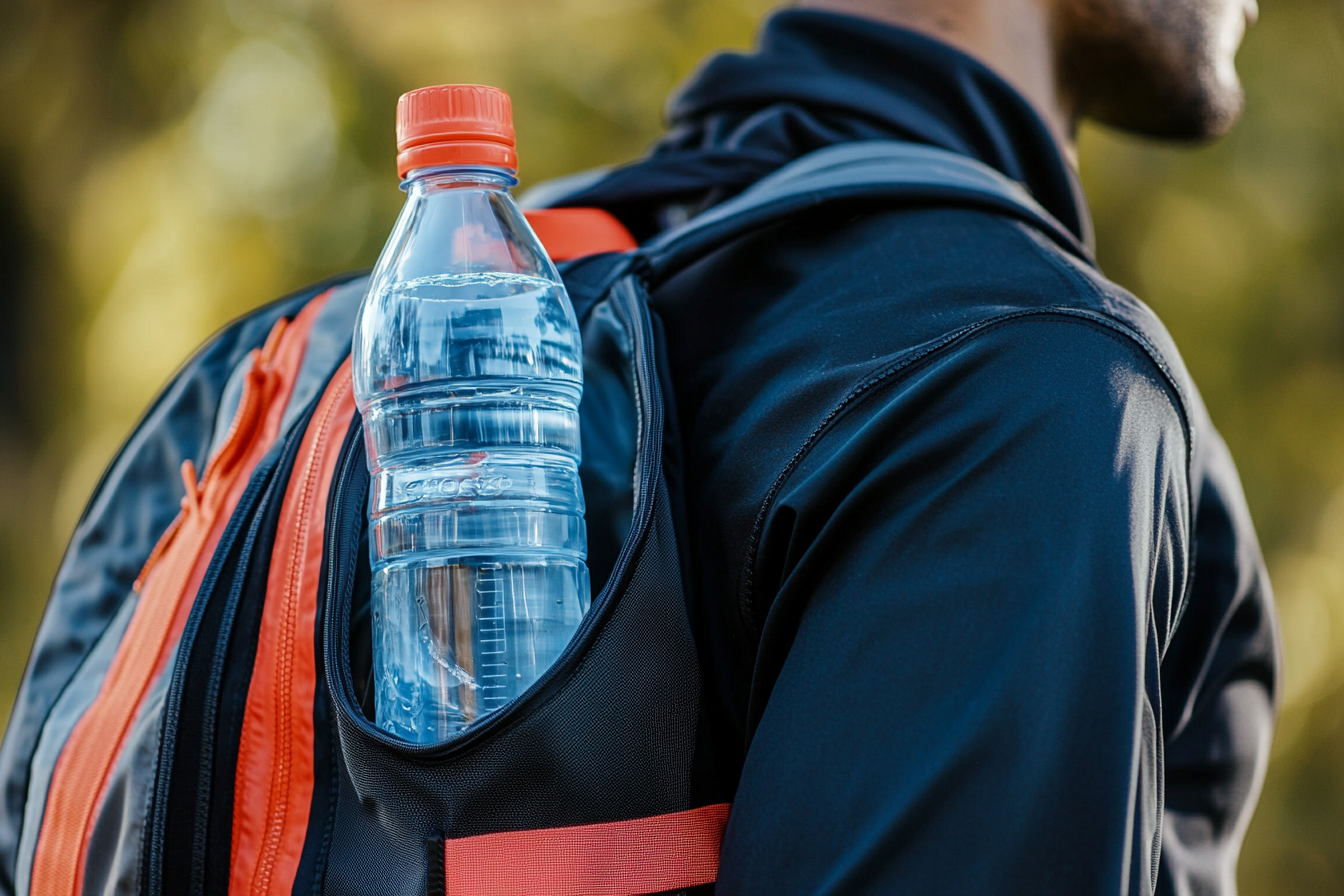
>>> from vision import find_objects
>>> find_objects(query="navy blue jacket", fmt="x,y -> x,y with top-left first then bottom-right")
560,11 -> 1279,895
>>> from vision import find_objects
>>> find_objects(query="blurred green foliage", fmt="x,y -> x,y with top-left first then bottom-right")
0,0 -> 1341,891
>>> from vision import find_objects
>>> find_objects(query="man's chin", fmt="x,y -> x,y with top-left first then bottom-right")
1091,77 -> 1245,142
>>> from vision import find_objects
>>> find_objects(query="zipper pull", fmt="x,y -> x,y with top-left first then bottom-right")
131,458 -> 201,592
258,316 -> 290,368
179,459 -> 202,517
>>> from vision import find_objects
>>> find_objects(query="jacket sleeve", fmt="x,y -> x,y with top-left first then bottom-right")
1157,421 -> 1278,896
715,316 -> 1192,896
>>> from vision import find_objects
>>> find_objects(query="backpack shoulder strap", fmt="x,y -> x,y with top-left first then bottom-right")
637,140 -> 1091,285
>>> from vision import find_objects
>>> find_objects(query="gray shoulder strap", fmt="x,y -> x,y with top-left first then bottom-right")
638,141 -> 1089,283
519,167 -> 616,211
529,140 -> 1091,291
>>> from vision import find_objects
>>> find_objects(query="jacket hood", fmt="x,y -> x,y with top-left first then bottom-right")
557,9 -> 1093,249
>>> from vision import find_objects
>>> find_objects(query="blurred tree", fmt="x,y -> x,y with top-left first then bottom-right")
1,0 -> 1343,892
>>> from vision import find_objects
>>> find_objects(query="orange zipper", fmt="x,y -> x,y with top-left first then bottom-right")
30,292 -> 331,896
230,359 -> 356,896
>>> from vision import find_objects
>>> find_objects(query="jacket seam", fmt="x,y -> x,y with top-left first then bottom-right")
739,307 -> 1193,643
1007,220 -> 1195,441
1009,218 -> 1198,649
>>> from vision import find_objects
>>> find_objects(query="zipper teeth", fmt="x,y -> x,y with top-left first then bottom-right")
146,456 -> 279,896
189,486 -> 269,886
143,290 -> 339,896
190,413 -> 312,891
305,422 -> 363,892
326,274 -> 665,761
326,418 -> 364,713
252,366 -> 352,894
145,324 -> 303,896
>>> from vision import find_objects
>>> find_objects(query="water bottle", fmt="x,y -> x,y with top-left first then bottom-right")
353,85 -> 589,744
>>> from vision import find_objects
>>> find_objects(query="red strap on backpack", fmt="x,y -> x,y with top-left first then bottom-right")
442,803 -> 731,896
524,207 -> 637,261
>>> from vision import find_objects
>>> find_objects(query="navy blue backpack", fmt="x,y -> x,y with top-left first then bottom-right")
0,142 -> 1082,896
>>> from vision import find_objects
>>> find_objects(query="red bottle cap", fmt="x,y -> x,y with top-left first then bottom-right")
395,84 -> 517,178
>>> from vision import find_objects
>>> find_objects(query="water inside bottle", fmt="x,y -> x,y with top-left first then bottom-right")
372,560 -> 588,741
359,270 -> 590,743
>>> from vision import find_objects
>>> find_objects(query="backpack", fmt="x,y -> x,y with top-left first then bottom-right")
0,141 -> 1083,896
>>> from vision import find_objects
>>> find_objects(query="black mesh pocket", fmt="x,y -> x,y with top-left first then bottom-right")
310,275 -> 705,895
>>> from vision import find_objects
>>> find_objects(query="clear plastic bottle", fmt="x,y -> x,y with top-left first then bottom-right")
352,85 -> 589,744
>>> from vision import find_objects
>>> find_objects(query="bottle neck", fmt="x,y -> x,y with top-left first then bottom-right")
401,164 -> 518,194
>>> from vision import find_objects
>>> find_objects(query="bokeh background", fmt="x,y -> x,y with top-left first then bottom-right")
0,0 -> 1341,891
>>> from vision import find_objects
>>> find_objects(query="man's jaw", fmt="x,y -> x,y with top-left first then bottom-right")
1214,0 -> 1257,91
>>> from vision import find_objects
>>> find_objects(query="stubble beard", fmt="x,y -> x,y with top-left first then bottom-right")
1056,0 -> 1248,141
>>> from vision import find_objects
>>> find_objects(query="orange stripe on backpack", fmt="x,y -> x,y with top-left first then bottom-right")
524,207 -> 637,262
229,360 -> 357,896
30,292 -> 331,896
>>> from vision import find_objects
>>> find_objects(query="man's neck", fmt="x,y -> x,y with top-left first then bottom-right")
793,0 -> 1077,165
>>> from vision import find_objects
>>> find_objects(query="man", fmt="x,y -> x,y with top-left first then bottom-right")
542,0 -> 1277,893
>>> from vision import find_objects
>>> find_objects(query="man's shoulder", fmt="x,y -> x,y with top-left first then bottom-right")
654,200 -> 1202,506
790,203 -> 1199,429
658,201 -> 1195,421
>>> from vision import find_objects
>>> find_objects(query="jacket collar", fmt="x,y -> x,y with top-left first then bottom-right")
560,9 -> 1093,250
